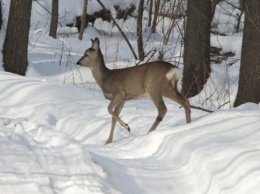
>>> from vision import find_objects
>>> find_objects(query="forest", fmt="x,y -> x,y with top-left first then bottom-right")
0,0 -> 259,193
1,0 -> 260,107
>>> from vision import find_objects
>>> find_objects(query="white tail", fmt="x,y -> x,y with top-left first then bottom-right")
77,38 -> 191,144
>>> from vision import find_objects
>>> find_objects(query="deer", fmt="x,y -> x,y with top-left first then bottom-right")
77,38 -> 191,144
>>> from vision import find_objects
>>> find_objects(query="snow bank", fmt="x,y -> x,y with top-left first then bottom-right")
0,71 -> 259,194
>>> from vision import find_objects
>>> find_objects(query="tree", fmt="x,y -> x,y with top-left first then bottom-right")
96,0 -> 138,60
234,0 -> 260,106
148,0 -> 153,27
0,1 -> 2,30
79,0 -> 88,40
3,0 -> 32,76
151,0 -> 160,33
182,0 -> 211,98
137,0 -> 145,60
49,0 -> 59,38
158,0 -> 182,61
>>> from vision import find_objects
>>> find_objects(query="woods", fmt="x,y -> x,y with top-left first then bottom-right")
0,0 -> 259,107
0,1 -> 260,192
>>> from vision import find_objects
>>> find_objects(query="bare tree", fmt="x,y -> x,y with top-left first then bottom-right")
148,0 -> 153,27
79,0 -> 88,40
3,0 -> 32,76
234,0 -> 260,106
151,0 -> 160,33
0,0 -> 2,30
49,0 -> 58,38
158,0 -> 183,61
96,0 -> 138,60
182,0 -> 211,97
137,0 -> 145,60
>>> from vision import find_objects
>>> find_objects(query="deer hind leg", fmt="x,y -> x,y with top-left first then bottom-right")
163,88 -> 191,123
106,102 -> 125,145
148,94 -> 167,133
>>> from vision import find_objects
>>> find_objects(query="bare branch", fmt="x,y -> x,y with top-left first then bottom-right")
190,105 -> 214,113
96,0 -> 138,60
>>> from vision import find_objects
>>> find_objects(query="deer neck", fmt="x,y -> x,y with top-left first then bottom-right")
91,57 -> 109,89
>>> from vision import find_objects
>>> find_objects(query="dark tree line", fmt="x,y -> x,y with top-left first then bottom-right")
0,0 -> 259,107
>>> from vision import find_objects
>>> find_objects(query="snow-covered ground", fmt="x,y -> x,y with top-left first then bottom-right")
0,0 -> 260,193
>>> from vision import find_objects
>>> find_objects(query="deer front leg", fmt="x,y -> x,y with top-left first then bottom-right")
106,102 -> 125,145
107,94 -> 130,131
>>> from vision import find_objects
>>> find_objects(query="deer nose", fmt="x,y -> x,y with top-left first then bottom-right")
76,60 -> 81,65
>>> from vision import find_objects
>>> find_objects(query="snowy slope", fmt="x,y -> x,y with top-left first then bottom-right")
0,72 -> 260,194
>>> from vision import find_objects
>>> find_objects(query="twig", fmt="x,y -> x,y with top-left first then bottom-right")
35,0 -> 51,15
135,49 -> 157,66
96,0 -> 138,60
190,105 -> 214,113
223,0 -> 241,10
218,101 -> 230,109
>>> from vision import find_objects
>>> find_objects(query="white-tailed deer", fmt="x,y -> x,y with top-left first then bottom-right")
77,38 -> 191,144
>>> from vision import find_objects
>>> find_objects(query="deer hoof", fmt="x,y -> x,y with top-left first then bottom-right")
105,139 -> 112,145
126,124 -> 130,132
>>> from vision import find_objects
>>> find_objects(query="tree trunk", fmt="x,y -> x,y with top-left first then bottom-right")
137,0 -> 145,60
79,0 -> 88,40
0,1 -> 2,30
3,0 -> 32,76
182,0 -> 211,98
148,0 -> 153,27
151,0 -> 160,33
211,0 -> 224,22
234,0 -> 260,106
49,0 -> 59,38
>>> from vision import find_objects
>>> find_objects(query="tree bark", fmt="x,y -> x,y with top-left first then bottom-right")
211,0 -> 224,22
151,0 -> 160,33
234,0 -> 260,106
182,0 -> 211,98
79,0 -> 88,40
3,0 -> 32,76
148,0 -> 153,27
137,0 -> 145,60
0,1 -> 2,30
49,0 -> 58,38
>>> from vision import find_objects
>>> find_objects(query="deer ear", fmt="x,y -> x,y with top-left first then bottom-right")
92,38 -> 100,50
91,38 -> 95,47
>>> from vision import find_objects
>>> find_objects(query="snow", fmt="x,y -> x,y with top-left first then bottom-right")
1,0 -> 260,193
28,0 -> 139,29
0,71 -> 259,194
